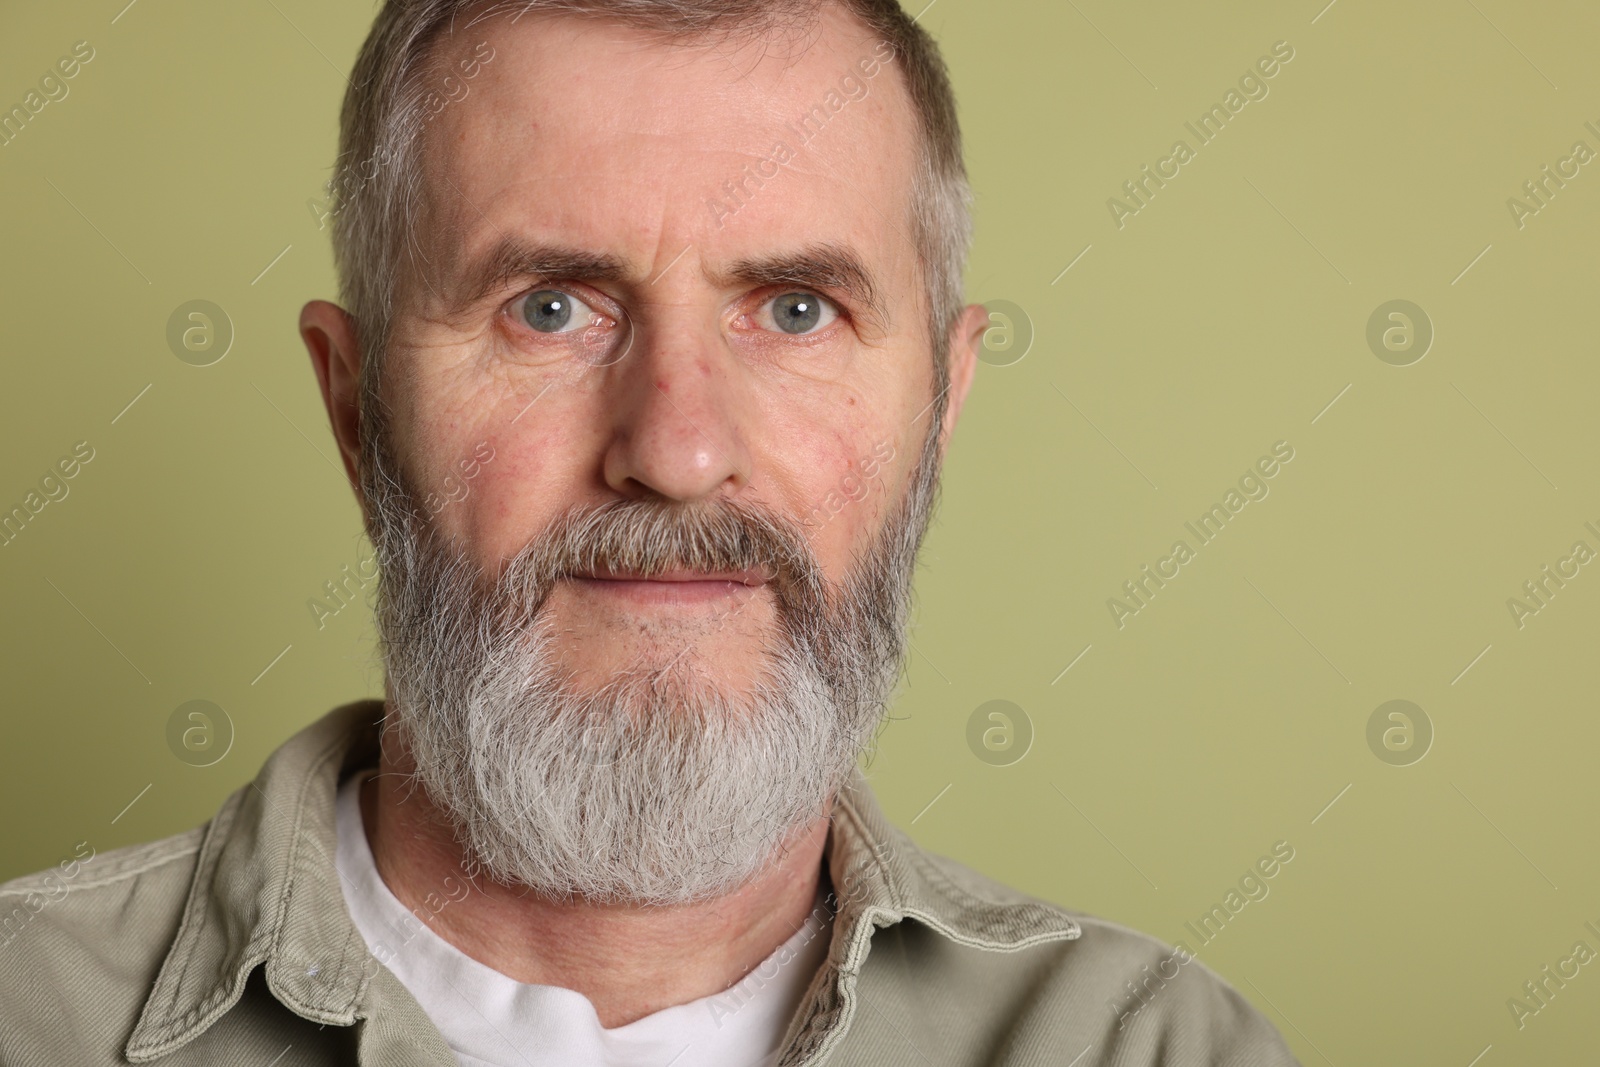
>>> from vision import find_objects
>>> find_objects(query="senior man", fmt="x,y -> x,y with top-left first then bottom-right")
0,1 -> 1300,1064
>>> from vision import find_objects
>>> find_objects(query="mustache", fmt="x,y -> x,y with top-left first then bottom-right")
416,494 -> 834,639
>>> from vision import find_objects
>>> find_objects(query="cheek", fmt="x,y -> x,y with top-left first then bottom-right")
391,346 -> 583,548
451,425 -> 570,560
382,342 -> 491,467
784,426 -> 905,571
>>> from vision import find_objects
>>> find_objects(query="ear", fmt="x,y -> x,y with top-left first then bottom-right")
300,300 -> 365,509
935,302 -> 989,459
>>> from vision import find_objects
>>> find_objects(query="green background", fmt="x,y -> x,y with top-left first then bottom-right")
3,1 -> 1597,1063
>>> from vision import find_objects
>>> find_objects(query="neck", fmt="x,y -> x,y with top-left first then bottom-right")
359,743 -> 834,1028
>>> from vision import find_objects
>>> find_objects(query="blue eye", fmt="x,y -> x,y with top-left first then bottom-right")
519,289 -> 595,333
761,291 -> 837,335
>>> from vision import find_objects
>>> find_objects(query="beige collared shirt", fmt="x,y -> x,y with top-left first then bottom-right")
0,700 -> 1300,1065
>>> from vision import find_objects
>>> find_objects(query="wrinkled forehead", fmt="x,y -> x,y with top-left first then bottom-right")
407,6 -> 924,298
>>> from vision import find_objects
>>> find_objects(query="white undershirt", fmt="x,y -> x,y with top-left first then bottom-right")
334,772 -> 832,1067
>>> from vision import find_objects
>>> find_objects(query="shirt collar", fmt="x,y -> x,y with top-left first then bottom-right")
790,756 -> 1082,1063
829,769 -> 1081,952
126,699 -> 383,1061
126,699 -> 1079,1061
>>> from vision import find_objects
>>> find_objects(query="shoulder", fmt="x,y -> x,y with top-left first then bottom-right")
0,827 -> 203,947
1055,909 -> 1297,1060
0,829 -> 205,1064
892,845 -> 1301,1065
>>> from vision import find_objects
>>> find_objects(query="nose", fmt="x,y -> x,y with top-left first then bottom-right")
600,321 -> 753,503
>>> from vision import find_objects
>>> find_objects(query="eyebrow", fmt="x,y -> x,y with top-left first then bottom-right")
724,243 -> 888,326
454,240 -> 629,309
452,236 -> 888,325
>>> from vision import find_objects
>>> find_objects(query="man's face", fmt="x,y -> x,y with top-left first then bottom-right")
380,7 -> 937,697
316,6 -> 983,903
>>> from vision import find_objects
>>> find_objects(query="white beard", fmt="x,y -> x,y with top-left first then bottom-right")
361,415 -> 942,906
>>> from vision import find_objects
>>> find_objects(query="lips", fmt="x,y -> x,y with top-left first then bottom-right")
577,566 -> 770,586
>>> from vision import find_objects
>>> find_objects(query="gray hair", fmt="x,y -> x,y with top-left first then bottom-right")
328,0 -> 972,443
